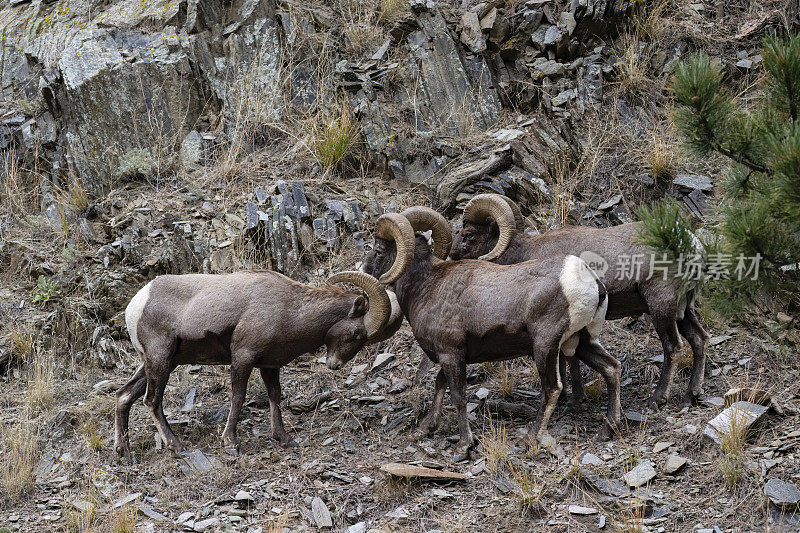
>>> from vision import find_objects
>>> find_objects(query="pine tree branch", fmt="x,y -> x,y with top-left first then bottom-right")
695,112 -> 771,173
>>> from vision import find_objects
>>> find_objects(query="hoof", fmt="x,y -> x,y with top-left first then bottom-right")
596,425 -> 615,442
223,446 -> 241,457
646,394 -> 668,410
451,451 -> 470,463
680,392 -> 700,408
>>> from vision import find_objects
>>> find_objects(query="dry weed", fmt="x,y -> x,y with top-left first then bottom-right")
0,418 -> 39,502
509,462 -> 546,515
614,33 -> 656,98
111,503 -> 137,533
0,151 -> 38,215
82,419 -> 104,452
585,373 -> 604,402
491,361 -> 518,397
65,500 -> 98,533
265,510 -> 289,533
26,350 -> 55,411
308,103 -> 360,168
480,419 -> 509,474
379,0 -> 410,24
645,130 -> 677,183
8,322 -> 35,363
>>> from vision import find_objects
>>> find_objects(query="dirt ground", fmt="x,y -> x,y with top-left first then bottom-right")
1,302 -> 799,532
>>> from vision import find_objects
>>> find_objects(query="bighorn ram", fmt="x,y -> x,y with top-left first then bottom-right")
449,194 -> 710,407
361,207 -> 620,457
115,270 -> 401,461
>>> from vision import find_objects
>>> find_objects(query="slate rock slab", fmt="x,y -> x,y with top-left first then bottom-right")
704,401 -> 769,446
380,463 -> 465,481
765,478 -> 800,508
623,460 -> 656,488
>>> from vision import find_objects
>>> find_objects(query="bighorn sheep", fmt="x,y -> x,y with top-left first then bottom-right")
449,194 -> 710,407
361,207 -> 620,457
115,270 -> 401,461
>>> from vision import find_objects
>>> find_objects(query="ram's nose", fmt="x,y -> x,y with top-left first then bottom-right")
326,358 -> 342,370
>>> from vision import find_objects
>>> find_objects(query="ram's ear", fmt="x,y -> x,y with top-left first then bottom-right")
349,295 -> 368,318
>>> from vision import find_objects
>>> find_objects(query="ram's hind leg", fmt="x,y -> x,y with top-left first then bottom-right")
416,368 -> 447,438
259,367 -> 297,447
649,310 -> 682,408
222,353 -> 255,453
529,334 -> 563,443
114,364 -> 146,461
574,331 -> 621,440
142,340 -> 181,453
677,308 -> 710,405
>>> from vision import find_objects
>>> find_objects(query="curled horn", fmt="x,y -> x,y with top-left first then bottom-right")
327,271 -> 390,339
462,194 -> 516,261
364,289 -> 403,344
374,213 -> 415,284
501,196 -> 525,230
400,206 -> 452,259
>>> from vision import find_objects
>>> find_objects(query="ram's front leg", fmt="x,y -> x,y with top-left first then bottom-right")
222,354 -> 254,454
440,354 -> 475,461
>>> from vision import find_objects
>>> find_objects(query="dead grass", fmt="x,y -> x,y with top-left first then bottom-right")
26,350 -> 55,411
585,373 -> 604,402
265,510 -> 289,532
0,151 -> 39,216
491,361 -> 518,397
716,395 -> 755,488
308,103 -> 361,169
379,0 -> 410,24
645,129 -> 677,184
8,322 -> 35,364
632,0 -> 671,42
110,503 -> 137,533
509,463 -> 546,516
0,417 -> 39,502
614,33 -> 657,98
82,419 -> 104,452
480,419 -> 509,474
65,499 -> 98,533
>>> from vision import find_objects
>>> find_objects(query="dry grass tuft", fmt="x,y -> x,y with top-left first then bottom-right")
614,34 -> 655,98
111,503 -> 137,533
491,361 -> 518,397
26,351 -> 55,411
0,418 -> 39,502
8,322 -> 35,363
633,0 -> 670,41
82,419 -> 104,452
716,402 -> 752,488
308,104 -> 360,168
509,463 -> 546,515
379,0 -> 410,24
646,130 -> 677,183
265,510 -> 289,533
0,151 -> 39,215
585,373 -> 604,402
480,419 -> 509,474
65,501 -> 98,533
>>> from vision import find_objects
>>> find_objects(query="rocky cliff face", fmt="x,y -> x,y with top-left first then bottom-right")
2,0 -> 634,197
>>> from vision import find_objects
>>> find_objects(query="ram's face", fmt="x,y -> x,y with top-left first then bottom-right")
324,297 -> 369,370
361,238 -> 397,282
450,221 -> 495,260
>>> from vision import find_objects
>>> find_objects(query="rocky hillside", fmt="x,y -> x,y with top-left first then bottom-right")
1,0 -> 799,532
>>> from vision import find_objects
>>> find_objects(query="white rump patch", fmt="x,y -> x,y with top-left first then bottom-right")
559,255 -> 601,336
125,281 -> 152,355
